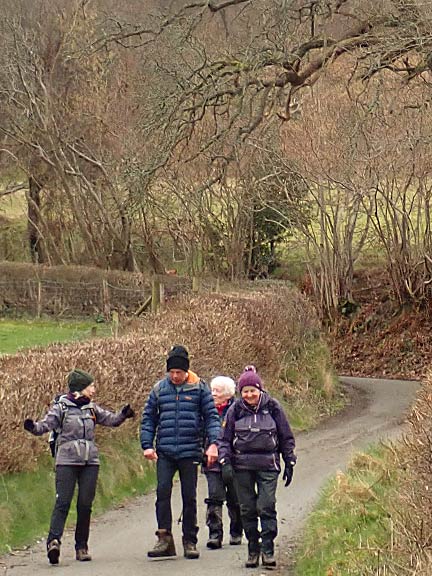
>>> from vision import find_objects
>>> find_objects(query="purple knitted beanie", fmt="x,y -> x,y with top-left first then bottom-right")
238,365 -> 263,392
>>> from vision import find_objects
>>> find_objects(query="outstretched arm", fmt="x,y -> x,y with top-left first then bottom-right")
24,404 -> 62,436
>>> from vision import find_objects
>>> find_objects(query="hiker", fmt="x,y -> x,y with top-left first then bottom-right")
23,369 -> 135,565
141,345 -> 221,560
218,365 -> 297,569
203,375 -> 243,549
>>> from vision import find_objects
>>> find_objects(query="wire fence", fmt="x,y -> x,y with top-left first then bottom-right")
0,276 -> 192,318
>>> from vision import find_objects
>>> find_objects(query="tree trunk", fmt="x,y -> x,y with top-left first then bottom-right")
27,176 -> 46,264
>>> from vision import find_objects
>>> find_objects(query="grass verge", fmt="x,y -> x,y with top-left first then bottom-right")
0,318 -> 112,355
294,444 -> 401,576
278,338 -> 344,430
0,434 -> 156,554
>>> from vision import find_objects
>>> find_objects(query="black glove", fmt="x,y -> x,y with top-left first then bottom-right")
221,462 -> 234,484
121,404 -> 135,419
283,462 -> 295,487
24,418 -> 35,432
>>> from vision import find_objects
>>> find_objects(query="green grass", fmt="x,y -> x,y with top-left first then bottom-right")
0,434 -> 156,554
295,445 -> 401,576
277,339 -> 343,431
0,190 -> 27,220
0,318 -> 112,355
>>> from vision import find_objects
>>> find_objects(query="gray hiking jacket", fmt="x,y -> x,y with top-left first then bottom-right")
30,396 -> 127,466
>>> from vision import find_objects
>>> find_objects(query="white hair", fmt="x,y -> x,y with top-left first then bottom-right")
210,376 -> 236,397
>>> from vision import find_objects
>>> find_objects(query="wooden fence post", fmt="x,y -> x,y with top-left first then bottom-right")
102,279 -> 111,318
36,280 -> 42,318
159,282 -> 165,311
192,276 -> 200,292
112,310 -> 119,338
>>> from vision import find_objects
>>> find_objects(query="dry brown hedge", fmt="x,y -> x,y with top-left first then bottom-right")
0,285 -> 319,473
391,378 -> 432,573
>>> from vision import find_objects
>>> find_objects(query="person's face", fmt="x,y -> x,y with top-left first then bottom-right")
169,369 -> 188,385
211,384 -> 231,407
81,383 -> 96,399
241,386 -> 261,406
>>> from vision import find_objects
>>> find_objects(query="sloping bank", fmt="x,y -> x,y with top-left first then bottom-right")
295,378 -> 432,575
0,286 -> 338,553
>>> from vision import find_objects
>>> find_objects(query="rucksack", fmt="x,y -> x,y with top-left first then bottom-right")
48,395 -> 68,457
48,395 -> 96,457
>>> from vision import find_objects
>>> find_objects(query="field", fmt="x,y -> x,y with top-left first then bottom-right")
0,318 -> 112,355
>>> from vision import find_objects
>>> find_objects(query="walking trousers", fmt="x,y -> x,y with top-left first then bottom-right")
47,464 -> 99,550
156,454 -> 199,544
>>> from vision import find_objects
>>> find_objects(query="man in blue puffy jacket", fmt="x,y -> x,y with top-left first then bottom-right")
141,345 -> 220,560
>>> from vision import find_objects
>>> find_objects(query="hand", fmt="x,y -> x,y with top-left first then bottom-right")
221,462 -> 234,484
283,462 -> 295,487
24,418 -> 35,432
121,404 -> 135,419
205,443 -> 218,467
143,448 -> 158,461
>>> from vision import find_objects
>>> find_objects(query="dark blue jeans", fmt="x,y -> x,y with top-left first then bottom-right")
156,454 -> 199,543
234,469 -> 278,554
48,464 -> 99,550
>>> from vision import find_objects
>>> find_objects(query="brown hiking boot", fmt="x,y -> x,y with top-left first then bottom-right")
47,539 -> 60,565
76,548 -> 92,562
147,530 -> 177,558
183,540 -> 200,559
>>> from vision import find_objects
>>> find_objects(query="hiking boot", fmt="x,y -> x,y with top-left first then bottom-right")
245,551 -> 260,568
262,552 -> 277,567
147,529 -> 176,558
76,548 -> 92,562
229,534 -> 242,545
47,539 -> 60,565
206,536 -> 222,549
206,503 -> 223,550
183,540 -> 200,559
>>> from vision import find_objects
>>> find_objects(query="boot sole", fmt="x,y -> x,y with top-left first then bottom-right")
47,548 -> 60,565
148,552 -> 177,558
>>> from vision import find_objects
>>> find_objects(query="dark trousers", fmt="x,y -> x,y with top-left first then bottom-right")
48,465 -> 99,550
156,454 -> 199,543
235,469 -> 278,554
205,471 -> 242,538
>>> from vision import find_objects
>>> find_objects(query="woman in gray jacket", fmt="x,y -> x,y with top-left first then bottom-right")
23,368 -> 134,565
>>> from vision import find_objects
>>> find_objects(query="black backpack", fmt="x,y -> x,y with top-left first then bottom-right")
48,395 -> 68,457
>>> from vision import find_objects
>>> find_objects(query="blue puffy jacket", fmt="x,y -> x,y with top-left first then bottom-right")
140,370 -> 221,460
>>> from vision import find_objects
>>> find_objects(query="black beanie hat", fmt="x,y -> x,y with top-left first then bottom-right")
166,345 -> 190,372
68,369 -> 94,393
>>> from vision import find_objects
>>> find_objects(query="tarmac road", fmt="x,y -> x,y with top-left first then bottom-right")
1,376 -> 420,576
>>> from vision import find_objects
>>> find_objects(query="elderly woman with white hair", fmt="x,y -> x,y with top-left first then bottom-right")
203,375 -> 243,549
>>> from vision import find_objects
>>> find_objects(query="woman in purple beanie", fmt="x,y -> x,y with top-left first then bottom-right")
218,365 -> 297,569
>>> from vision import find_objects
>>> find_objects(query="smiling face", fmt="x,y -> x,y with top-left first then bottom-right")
211,383 -> 231,407
241,386 -> 261,406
